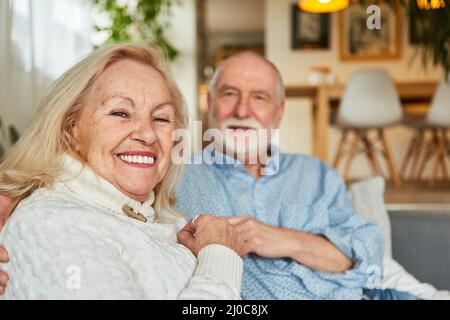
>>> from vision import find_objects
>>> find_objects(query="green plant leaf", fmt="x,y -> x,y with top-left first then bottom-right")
92,0 -> 180,61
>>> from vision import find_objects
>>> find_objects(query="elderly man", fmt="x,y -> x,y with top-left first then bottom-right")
0,51 -> 417,299
175,52 -> 419,300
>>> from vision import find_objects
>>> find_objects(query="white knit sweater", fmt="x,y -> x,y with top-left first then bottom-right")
0,155 -> 243,299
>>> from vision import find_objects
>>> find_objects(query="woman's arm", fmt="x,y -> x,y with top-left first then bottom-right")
178,244 -> 242,299
0,204 -> 144,299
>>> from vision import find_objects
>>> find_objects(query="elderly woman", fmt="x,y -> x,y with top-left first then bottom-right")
0,44 -> 243,299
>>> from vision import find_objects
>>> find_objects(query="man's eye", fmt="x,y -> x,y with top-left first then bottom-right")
224,91 -> 237,97
254,95 -> 267,101
110,111 -> 129,118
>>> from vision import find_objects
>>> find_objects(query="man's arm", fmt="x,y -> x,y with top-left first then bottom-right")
228,216 -> 353,273
228,164 -> 383,282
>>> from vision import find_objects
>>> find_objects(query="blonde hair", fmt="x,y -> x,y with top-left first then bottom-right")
0,43 -> 188,220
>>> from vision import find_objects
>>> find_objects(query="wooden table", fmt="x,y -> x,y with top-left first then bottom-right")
285,81 -> 438,163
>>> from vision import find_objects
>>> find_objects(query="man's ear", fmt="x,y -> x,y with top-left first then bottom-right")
207,92 -> 213,116
206,92 -> 216,125
275,100 -> 285,127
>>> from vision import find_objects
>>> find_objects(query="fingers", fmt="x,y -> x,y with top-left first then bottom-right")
177,221 -> 196,252
0,246 -> 9,295
227,215 -> 251,225
182,219 -> 196,234
193,214 -> 214,228
0,270 -> 8,287
177,231 -> 195,252
241,241 -> 255,256
227,216 -> 244,225
0,246 -> 9,263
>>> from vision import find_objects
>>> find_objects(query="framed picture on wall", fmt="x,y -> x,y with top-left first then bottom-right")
291,4 -> 330,49
339,4 -> 402,60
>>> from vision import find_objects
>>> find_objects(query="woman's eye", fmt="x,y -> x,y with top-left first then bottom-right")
110,111 -> 129,118
153,117 -> 170,123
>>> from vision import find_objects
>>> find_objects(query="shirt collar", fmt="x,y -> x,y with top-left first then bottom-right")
55,154 -> 156,222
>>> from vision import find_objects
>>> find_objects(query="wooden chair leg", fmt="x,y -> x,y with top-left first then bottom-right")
410,129 -> 426,181
445,130 -> 450,177
343,132 -> 358,181
333,129 -> 348,170
415,130 -> 434,181
444,129 -> 450,159
361,130 -> 383,176
378,129 -> 401,187
430,129 -> 445,186
399,129 -> 420,180
436,129 -> 448,182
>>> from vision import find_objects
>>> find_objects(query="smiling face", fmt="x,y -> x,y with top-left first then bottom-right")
208,53 -> 284,161
72,59 -> 176,202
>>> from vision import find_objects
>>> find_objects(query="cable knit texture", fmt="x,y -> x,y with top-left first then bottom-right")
0,155 -> 242,300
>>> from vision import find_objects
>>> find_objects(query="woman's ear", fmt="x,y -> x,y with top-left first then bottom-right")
70,123 -> 81,154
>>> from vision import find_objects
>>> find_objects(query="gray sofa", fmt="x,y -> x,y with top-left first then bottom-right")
389,210 -> 450,290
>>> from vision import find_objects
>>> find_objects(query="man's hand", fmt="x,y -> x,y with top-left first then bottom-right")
0,246 -> 9,295
227,215 -> 296,258
177,214 -> 244,257
228,215 -> 353,274
0,194 -> 14,229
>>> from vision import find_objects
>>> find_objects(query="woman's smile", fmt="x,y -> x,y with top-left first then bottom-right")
117,151 -> 157,169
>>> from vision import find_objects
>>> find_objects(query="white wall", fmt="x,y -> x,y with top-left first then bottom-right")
206,0 -> 264,33
167,0 -> 197,126
265,0 -> 442,179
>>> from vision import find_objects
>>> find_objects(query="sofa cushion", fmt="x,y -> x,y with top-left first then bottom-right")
347,176 -> 392,258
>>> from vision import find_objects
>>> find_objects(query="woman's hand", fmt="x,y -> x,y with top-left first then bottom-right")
0,246 -> 9,295
177,214 -> 243,257
0,194 -> 13,295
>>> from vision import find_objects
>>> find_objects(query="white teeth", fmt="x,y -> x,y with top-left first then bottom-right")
119,155 -> 155,165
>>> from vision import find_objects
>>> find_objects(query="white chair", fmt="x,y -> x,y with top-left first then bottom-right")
333,69 -> 402,186
400,77 -> 450,185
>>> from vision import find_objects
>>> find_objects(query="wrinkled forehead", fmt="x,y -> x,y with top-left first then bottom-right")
217,56 -> 279,93
94,60 -> 172,101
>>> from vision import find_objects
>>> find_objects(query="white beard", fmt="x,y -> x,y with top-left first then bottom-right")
210,117 -> 270,164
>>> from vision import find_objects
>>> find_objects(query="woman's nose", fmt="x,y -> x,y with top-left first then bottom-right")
130,119 -> 157,146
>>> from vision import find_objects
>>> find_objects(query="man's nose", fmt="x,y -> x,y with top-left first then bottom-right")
235,96 -> 251,119
130,118 -> 157,146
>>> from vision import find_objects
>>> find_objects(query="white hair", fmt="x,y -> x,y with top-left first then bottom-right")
208,52 -> 285,105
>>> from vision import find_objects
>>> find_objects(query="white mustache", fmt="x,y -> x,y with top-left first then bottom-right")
220,118 -> 263,131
